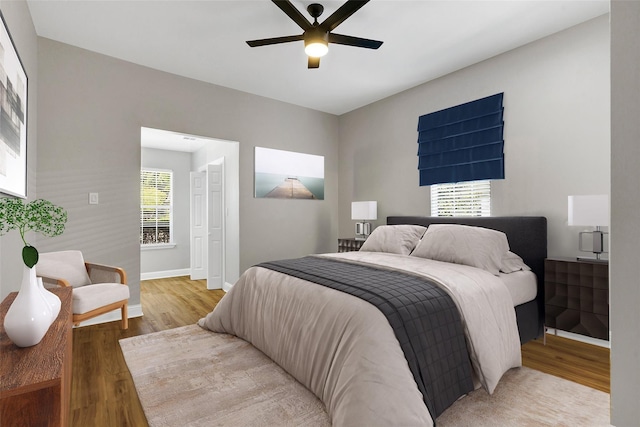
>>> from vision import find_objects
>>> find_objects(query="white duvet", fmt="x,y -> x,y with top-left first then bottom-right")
199,252 -> 521,426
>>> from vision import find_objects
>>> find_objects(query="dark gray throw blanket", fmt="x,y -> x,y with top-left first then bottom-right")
258,256 -> 474,420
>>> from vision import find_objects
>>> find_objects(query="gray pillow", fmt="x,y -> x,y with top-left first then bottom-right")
359,225 -> 427,255
410,224 -> 509,275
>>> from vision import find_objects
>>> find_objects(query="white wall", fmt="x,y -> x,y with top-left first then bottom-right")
337,16 -> 610,260
140,147 -> 191,274
34,38 -> 339,308
0,1 -> 38,300
610,1 -> 640,425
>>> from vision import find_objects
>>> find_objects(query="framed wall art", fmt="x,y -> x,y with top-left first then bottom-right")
254,147 -> 324,200
0,12 -> 28,198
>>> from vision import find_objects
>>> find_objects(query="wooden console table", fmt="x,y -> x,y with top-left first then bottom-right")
0,286 -> 73,427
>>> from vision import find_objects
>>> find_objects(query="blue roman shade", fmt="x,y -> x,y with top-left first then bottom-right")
417,93 -> 504,186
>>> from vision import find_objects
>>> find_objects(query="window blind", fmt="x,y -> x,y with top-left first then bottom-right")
430,180 -> 491,217
417,93 -> 504,186
140,169 -> 173,245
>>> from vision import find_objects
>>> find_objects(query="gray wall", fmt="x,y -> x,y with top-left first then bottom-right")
610,0 -> 640,424
33,38 -> 339,307
140,147 -> 191,274
0,0 -> 38,300
337,16 -> 610,260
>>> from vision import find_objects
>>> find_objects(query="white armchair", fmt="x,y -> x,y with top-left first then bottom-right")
36,250 -> 130,329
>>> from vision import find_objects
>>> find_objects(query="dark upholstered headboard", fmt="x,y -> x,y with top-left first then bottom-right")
387,216 -> 547,342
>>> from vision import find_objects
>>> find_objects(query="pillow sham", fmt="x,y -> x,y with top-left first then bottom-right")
410,224 -> 509,275
500,251 -> 531,273
359,225 -> 427,255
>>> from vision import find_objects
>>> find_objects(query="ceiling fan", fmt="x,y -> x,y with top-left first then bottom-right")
246,0 -> 383,69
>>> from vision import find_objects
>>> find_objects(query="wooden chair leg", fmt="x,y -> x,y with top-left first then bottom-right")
121,303 -> 128,330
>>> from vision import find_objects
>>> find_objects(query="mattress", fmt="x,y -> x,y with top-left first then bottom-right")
499,270 -> 538,306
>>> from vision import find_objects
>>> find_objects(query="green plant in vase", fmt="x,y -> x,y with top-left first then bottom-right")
0,197 -> 68,267
0,197 -> 68,347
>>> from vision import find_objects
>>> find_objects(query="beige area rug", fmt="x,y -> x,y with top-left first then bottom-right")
437,367 -> 610,427
120,325 -> 610,427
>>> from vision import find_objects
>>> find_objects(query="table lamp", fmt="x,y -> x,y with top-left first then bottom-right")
351,201 -> 377,241
568,195 -> 609,260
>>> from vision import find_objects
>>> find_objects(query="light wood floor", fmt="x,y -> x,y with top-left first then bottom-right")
70,277 -> 610,427
522,332 -> 610,393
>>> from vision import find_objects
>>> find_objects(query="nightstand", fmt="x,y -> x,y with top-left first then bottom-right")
544,257 -> 609,340
338,238 -> 365,252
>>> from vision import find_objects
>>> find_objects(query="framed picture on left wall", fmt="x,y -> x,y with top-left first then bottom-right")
0,11 -> 28,198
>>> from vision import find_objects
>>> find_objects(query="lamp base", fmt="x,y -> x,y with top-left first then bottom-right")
577,229 -> 608,261
355,222 -> 371,241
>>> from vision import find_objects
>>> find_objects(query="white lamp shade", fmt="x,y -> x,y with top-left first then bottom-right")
351,201 -> 377,221
568,195 -> 609,226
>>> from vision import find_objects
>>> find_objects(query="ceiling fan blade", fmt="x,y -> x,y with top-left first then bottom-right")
328,33 -> 383,49
308,56 -> 320,69
246,34 -> 303,47
321,0 -> 370,32
272,0 -> 312,31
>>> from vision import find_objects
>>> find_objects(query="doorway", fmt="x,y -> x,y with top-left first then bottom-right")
140,127 -> 239,291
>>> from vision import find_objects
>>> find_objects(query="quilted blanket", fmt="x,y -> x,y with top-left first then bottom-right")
258,256 -> 474,419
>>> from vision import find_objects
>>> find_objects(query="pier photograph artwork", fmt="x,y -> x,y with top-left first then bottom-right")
255,147 -> 324,200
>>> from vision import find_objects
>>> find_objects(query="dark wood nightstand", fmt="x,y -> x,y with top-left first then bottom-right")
544,257 -> 609,340
338,238 -> 365,252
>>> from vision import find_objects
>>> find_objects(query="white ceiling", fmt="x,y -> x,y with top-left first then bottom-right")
140,127 -> 213,152
27,0 -> 608,116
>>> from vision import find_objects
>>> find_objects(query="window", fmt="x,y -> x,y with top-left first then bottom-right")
430,180 -> 491,217
140,169 -> 173,245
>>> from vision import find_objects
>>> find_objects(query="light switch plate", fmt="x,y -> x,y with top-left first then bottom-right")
89,192 -> 99,205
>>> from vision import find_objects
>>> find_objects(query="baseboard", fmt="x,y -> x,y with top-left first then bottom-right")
74,304 -> 143,328
545,327 -> 610,349
141,268 -> 191,280
222,281 -> 233,292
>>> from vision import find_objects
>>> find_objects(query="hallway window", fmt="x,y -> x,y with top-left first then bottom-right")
140,169 -> 173,245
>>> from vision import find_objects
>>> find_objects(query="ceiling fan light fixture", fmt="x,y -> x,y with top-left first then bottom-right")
304,40 -> 328,57
304,27 -> 329,57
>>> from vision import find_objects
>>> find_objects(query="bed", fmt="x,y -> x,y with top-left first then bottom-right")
199,216 -> 547,427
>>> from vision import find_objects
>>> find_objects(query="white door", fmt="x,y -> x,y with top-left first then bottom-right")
207,161 -> 224,289
190,172 -> 207,280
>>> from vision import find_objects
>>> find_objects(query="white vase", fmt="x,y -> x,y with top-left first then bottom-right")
3,265 -> 54,347
37,277 -> 61,322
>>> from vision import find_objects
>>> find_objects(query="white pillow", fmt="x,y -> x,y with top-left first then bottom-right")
500,251 -> 531,273
359,225 -> 427,255
37,250 -> 92,288
410,224 -> 509,275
